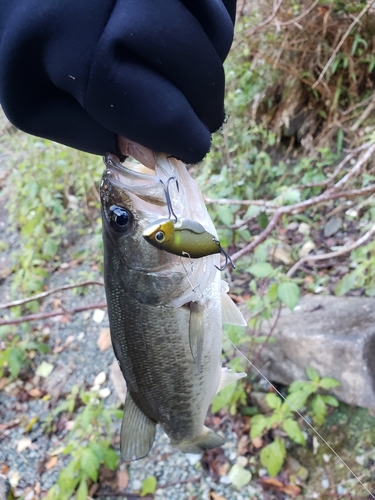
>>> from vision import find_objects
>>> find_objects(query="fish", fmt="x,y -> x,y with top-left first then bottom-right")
100,144 -> 247,461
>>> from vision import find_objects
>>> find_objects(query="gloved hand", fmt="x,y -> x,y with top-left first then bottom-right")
0,0 -> 236,163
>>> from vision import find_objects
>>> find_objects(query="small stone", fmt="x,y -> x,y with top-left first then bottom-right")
98,387 -> 111,399
93,371 -> 106,386
185,454 -> 201,466
236,456 -> 248,467
298,222 -> 310,235
321,478 -> 330,489
93,309 -> 105,323
132,479 -> 142,490
298,240 -> 316,258
337,485 -> 347,494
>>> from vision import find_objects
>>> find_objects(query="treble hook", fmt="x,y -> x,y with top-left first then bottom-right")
213,238 -> 236,271
159,177 -> 179,223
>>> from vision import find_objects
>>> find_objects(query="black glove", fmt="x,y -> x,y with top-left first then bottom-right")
0,0 -> 236,163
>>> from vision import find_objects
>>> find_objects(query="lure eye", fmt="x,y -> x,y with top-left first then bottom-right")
108,205 -> 131,232
155,231 -> 165,243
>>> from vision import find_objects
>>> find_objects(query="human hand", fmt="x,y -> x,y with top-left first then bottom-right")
0,0 -> 236,163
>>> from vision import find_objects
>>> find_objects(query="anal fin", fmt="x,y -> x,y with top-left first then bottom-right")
217,367 -> 247,393
177,426 -> 225,454
120,393 -> 156,461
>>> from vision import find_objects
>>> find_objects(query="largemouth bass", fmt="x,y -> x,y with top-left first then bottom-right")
100,145 -> 246,461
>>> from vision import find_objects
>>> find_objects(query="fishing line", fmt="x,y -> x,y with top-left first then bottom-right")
224,333 -> 375,499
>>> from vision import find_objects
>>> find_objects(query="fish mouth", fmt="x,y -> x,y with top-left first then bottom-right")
102,153 -> 167,207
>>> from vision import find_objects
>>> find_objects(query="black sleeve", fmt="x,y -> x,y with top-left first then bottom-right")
0,0 -> 235,164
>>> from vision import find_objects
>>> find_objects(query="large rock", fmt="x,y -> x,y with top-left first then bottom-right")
250,295 -> 375,409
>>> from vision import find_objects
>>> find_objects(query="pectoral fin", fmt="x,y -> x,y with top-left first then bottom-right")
177,426 -> 225,454
221,282 -> 247,326
217,367 -> 247,394
120,393 -> 156,461
189,301 -> 205,374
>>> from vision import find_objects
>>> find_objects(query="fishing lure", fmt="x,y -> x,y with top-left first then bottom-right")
143,178 -> 235,271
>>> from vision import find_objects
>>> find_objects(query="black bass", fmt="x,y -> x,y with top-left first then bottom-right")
100,145 -> 246,461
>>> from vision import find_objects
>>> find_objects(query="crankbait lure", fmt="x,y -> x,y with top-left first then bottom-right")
143,178 -> 235,271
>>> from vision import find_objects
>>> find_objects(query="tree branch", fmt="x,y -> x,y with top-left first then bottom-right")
0,302 -> 107,326
287,223 -> 375,277
0,281 -> 104,310
312,3 -> 371,89
230,184 -> 375,263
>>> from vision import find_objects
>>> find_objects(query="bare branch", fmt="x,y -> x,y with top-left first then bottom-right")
305,153 -> 354,188
0,302 -> 107,326
246,0 -> 284,37
205,197 -> 277,208
0,281 -> 104,310
312,3 -> 371,89
332,141 -> 375,191
278,0 -> 320,26
230,184 -> 375,263
287,224 -> 375,277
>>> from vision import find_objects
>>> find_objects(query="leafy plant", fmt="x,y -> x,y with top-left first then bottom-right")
335,239 -> 375,297
6,137 -> 102,297
0,326 -> 49,379
250,367 -> 340,476
46,387 -> 123,500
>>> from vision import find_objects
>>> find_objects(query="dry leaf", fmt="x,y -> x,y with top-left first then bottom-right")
0,378 -> 9,390
210,491 -> 227,500
28,388 -> 43,398
17,438 -> 32,453
45,456 -> 58,470
117,469 -> 129,491
24,416 -> 39,433
261,477 -> 284,488
50,446 -> 65,456
97,328 -> 112,351
281,484 -> 302,496
251,436 -> 263,448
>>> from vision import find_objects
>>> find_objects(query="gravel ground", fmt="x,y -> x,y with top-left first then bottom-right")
0,171 -> 264,499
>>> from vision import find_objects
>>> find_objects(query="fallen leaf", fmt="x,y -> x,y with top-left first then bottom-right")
251,436 -> 263,448
227,464 -> 252,489
28,388 -> 43,398
0,378 -> 9,390
210,491 -> 227,500
97,328 -> 112,351
45,456 -> 58,470
117,470 -> 129,491
110,357 -> 127,402
272,245 -> 293,265
24,416 -> 39,432
17,438 -> 32,453
36,361 -> 54,378
260,477 -> 284,488
298,240 -> 316,258
324,216 -> 342,237
217,463 -> 229,476
50,446 -> 65,456
281,484 -> 302,496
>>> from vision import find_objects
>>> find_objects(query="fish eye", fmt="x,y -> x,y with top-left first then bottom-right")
108,205 -> 131,232
155,231 -> 165,242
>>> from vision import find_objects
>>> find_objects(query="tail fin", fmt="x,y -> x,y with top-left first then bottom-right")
177,426 -> 225,454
